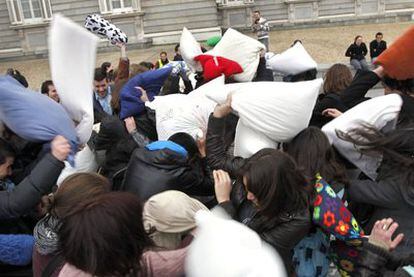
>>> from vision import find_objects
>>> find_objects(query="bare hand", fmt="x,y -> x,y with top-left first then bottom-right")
213,170 -> 232,203
213,95 -> 232,118
322,108 -> 343,118
369,218 -> 404,251
51,135 -> 71,162
196,131 -> 206,158
373,65 -> 385,78
124,117 -> 137,134
136,87 -> 149,102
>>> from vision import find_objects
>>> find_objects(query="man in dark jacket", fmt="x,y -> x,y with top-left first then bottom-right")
0,135 -> 69,220
122,132 -> 214,202
369,32 -> 387,63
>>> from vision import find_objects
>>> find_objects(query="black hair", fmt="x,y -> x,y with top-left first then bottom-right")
376,32 -> 383,37
0,138 -> 16,165
288,68 -> 317,82
383,76 -> 414,95
7,69 -> 29,88
242,149 -> 309,218
254,10 -> 260,15
168,132 -> 199,159
94,67 -> 106,82
160,51 -> 167,56
139,62 -> 154,70
337,123 -> 414,183
284,127 -> 349,189
174,44 -> 180,53
41,80 -> 54,95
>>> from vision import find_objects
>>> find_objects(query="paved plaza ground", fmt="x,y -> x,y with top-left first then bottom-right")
0,21 -> 411,90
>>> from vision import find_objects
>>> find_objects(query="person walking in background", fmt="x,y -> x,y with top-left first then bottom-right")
252,11 -> 270,52
370,32 -> 387,63
346,35 -> 369,71
154,51 -> 170,69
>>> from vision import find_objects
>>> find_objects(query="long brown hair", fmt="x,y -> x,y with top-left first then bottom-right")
59,192 -> 153,276
46,173 -> 111,219
323,63 -> 353,94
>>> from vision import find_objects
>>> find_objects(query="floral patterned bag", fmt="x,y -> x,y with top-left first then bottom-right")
312,176 -> 364,241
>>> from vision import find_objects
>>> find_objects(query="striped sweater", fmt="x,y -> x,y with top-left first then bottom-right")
252,17 -> 270,39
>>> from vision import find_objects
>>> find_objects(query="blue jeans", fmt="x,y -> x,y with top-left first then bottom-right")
350,59 -> 369,71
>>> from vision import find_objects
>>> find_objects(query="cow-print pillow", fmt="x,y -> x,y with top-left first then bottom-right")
84,14 -> 128,45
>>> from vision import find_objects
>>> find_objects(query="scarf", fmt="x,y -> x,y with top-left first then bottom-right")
33,214 -> 61,255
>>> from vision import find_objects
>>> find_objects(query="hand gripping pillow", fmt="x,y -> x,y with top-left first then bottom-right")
57,145 -> 98,186
267,42 -> 317,75
227,79 -> 322,142
210,28 -> 265,82
84,14 -> 128,45
322,94 -> 402,180
180,27 -> 203,72
194,54 -> 243,81
49,14 -> 98,144
0,76 -> 78,164
234,120 -> 278,159
120,67 -> 173,119
186,210 -> 286,277
146,77 -> 223,140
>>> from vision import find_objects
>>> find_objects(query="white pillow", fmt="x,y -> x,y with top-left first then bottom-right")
267,42 -> 317,75
234,120 -> 278,158
209,79 -> 321,142
57,145 -> 98,186
186,209 -> 286,277
211,28 -> 265,82
322,94 -> 402,180
49,14 -> 98,144
180,27 -> 203,72
146,77 -> 224,140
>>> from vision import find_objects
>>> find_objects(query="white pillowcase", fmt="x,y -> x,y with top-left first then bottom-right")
49,14 -> 99,144
146,76 -> 224,140
180,27 -> 203,72
210,28 -> 265,82
232,79 -> 322,142
186,210 -> 286,277
322,94 -> 402,180
267,42 -> 317,75
234,120 -> 278,158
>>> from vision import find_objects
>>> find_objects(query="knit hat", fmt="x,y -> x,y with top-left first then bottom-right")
375,26 -> 414,80
143,190 -> 208,233
186,209 -> 287,277
143,190 -> 208,249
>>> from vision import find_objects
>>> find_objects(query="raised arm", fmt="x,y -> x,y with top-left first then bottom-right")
0,136 -> 69,219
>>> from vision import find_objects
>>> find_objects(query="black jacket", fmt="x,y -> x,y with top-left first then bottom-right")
206,114 -> 311,273
369,40 -> 387,59
310,93 -> 348,128
0,153 -> 64,220
122,147 -> 214,201
348,172 -> 414,257
346,43 -> 368,61
355,242 -> 413,276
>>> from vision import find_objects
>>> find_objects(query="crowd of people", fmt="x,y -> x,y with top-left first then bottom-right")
0,11 -> 413,277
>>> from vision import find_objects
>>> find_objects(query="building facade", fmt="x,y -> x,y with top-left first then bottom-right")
0,0 -> 413,60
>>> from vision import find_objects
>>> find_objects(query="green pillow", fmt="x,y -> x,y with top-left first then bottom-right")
206,36 -> 221,47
